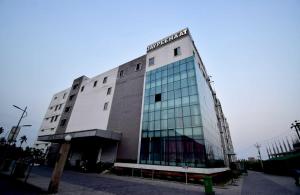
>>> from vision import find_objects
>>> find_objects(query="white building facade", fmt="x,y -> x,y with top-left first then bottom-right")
35,28 -> 234,170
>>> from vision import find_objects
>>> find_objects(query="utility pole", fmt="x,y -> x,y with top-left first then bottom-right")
255,143 -> 264,170
291,120 -> 300,141
9,105 -> 27,144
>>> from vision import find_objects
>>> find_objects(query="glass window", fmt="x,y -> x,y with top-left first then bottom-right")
149,57 -> 155,66
181,72 -> 187,80
183,117 -> 192,127
93,81 -> 98,87
161,120 -> 168,129
174,66 -> 180,74
188,69 -> 195,77
167,91 -> 174,100
174,98 -> 181,107
187,61 -> 194,70
167,67 -> 173,76
156,80 -> 162,87
150,88 -> 155,96
174,47 -> 181,56
145,83 -> 150,89
175,107 -> 183,117
144,96 -> 150,105
155,120 -> 160,130
167,108 -> 175,118
161,92 -> 167,101
168,118 -> 175,129
119,70 -> 124,77
136,63 -> 142,71
167,83 -> 174,91
142,132 -> 148,138
144,105 -> 149,112
169,129 -> 175,137
150,72 -> 155,81
143,113 -> 148,122
176,128 -> 183,135
161,101 -> 168,109
155,111 -> 160,120
181,78 -> 188,88
173,81 -> 180,90
190,95 -> 198,105
184,128 -> 193,136
162,83 -> 167,92
155,71 -> 161,79
155,102 -> 161,110
103,77 -> 108,83
149,112 -> 155,121
176,118 -> 183,128
149,95 -> 155,104
182,96 -> 189,106
181,87 -> 189,97
189,85 -> 198,95
190,105 -> 200,115
161,110 -> 168,119
107,87 -> 112,95
174,89 -> 181,98
168,76 -> 174,83
179,63 -> 186,72
149,121 -> 155,130
162,70 -> 167,77
142,122 -> 148,130
161,130 -> 168,137
103,102 -> 109,110
167,99 -> 175,108
174,73 -> 180,81
149,104 -> 155,112
192,116 -> 201,127
193,127 -> 202,138
188,77 -> 196,85
155,94 -> 161,102
182,106 -> 191,116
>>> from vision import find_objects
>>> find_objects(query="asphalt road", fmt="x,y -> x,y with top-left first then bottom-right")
242,171 -> 300,195
0,174 -> 44,195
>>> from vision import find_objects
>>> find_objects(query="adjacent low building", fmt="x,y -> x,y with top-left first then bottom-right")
34,28 -> 235,172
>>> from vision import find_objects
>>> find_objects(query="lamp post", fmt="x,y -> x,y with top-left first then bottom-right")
291,120 -> 300,141
9,105 -> 28,144
48,135 -> 72,193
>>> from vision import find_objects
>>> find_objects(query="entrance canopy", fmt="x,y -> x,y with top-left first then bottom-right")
38,129 -> 122,143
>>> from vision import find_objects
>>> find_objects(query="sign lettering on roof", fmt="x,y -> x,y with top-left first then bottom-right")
147,28 -> 189,52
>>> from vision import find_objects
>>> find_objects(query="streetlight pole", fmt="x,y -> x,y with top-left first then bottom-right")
291,120 -> 300,141
254,143 -> 264,170
48,135 -> 72,193
10,105 -> 28,144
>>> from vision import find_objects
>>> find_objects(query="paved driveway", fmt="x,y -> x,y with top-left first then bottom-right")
242,171 -> 300,195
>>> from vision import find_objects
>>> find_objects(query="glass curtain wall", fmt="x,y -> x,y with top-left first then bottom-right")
195,58 -> 224,166
140,56 -> 206,168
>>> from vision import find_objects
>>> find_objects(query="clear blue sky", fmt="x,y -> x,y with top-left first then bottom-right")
0,0 -> 299,159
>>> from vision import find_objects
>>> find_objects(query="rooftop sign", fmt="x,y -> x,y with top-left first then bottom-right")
147,28 -> 189,52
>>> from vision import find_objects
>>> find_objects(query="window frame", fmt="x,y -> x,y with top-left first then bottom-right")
103,102 -> 109,110
149,57 -> 155,66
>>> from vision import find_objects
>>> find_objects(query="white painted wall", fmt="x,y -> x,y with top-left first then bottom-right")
38,88 -> 70,136
66,68 -> 118,132
146,36 -> 195,72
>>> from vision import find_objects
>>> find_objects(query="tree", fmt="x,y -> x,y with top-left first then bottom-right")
19,135 -> 27,147
0,127 -> 3,135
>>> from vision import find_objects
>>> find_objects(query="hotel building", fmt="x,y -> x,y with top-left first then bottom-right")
35,28 -> 234,171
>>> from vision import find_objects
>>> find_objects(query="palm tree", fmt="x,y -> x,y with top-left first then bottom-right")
19,135 -> 27,147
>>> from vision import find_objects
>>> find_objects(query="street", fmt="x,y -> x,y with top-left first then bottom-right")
242,171 -> 300,195
1,167 -> 300,194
